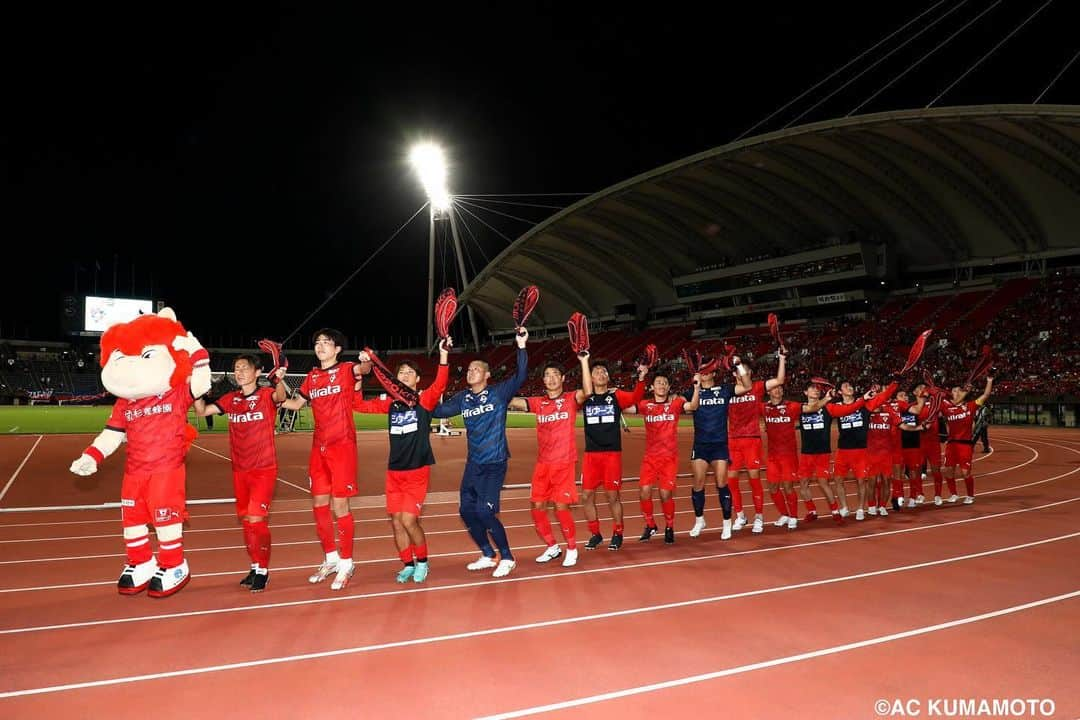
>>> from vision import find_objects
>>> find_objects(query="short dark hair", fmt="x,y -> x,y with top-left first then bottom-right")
234,353 -> 261,370
312,328 -> 346,350
652,370 -> 670,384
396,360 -> 421,376
470,358 -> 490,372
542,362 -> 564,375
589,359 -> 609,372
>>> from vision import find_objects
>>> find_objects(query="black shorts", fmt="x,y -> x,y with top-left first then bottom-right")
691,442 -> 730,464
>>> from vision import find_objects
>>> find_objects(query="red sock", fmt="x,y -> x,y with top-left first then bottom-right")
729,475 -> 743,513
770,490 -> 788,516
255,522 -> 271,569
946,476 -> 958,495
158,535 -> 183,568
242,520 -> 259,565
640,497 -> 656,527
587,519 -> 601,536
414,543 -> 428,562
555,509 -> 576,550
932,469 -> 944,496
531,508 -> 556,546
124,530 -> 152,565
661,498 -> 675,527
613,522 -> 624,535
335,514 -> 354,560
891,479 -> 904,499
750,476 -> 764,513
828,499 -> 839,513
398,547 -> 413,564
313,504 -> 335,553
786,490 -> 799,517
805,497 -> 818,514
964,476 -> 974,497
910,470 -> 923,498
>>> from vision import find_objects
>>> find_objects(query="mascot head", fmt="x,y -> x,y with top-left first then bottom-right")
99,308 -> 193,399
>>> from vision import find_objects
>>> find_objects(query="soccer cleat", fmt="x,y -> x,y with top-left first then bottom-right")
907,498 -> 917,509
916,494 -> 925,504
773,515 -> 789,527
732,513 -> 747,531
396,565 -> 416,583
831,511 -> 845,525
751,516 -> 764,534
118,557 -> 159,595
855,509 -> 865,521
963,496 -> 975,505
839,507 -> 850,518
148,559 -> 190,599
250,571 -> 269,593
535,545 -> 562,563
412,560 -> 430,583
466,555 -> 498,571
584,533 -> 604,550
608,533 -> 623,551
689,516 -> 706,538
879,506 -> 889,517
308,559 -> 339,584
787,517 -> 797,530
947,494 -> 959,503
803,511 -> 818,523
891,498 -> 902,512
562,549 -> 578,567
638,525 -> 658,542
934,496 -> 943,506
721,518 -> 733,540
664,526 -> 675,544
239,568 -> 256,589
868,506 -> 878,516
492,559 -> 516,578
330,561 -> 355,591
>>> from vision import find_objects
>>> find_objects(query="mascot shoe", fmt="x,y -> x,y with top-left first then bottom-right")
117,557 -> 159,595
148,559 -> 191,598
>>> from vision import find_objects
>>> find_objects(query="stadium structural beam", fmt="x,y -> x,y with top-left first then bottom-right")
447,205 -> 482,351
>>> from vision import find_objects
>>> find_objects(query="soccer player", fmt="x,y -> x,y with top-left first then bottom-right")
762,383 -> 807,530
925,375 -> 993,504
686,357 -> 754,541
194,355 -> 288,592
727,352 -> 785,534
911,381 -> 951,505
581,360 -> 647,551
627,371 -> 700,544
508,352 -> 593,567
279,329 -> 366,591
898,392 -> 926,507
354,340 -> 450,583
831,380 -> 897,521
433,328 -> 529,578
865,395 -> 903,517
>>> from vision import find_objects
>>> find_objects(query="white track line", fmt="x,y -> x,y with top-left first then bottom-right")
476,590 -> 1080,720
3,494 -> 1076,634
0,534 -> 1075,699
190,443 -> 309,494
0,436 -> 43,505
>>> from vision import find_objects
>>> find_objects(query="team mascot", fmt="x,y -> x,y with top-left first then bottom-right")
69,308 -> 211,598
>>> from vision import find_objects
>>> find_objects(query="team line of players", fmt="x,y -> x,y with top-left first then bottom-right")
198,327 -> 993,592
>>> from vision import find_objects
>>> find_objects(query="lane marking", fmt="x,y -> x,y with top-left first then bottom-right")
0,436 -> 43,505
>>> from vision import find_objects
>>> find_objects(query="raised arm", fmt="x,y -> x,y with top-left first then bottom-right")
975,375 -> 993,406
573,350 -> 593,405
508,396 -> 530,412
193,397 -> 222,418
432,390 -> 464,419
764,351 -> 786,391
684,374 -> 702,411
865,381 -> 898,412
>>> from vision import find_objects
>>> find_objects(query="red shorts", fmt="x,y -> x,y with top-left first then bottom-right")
386,466 -> 430,515
833,448 -> 868,479
729,437 -> 763,471
902,448 -> 924,469
639,455 -> 678,492
921,439 -> 942,467
531,461 -> 578,504
582,451 -> 623,492
891,447 -> 904,466
308,441 -> 358,498
121,465 -> 186,528
766,453 -> 798,484
799,453 -> 831,480
233,466 -> 277,518
944,443 -> 974,474
866,452 -> 893,478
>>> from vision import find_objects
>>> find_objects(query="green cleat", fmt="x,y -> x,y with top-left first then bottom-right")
396,565 -> 415,583
412,560 -> 429,583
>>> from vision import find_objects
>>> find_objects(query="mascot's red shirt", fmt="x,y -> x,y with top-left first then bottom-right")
106,385 -> 195,474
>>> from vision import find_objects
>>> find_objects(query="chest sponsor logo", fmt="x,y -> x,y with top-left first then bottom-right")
463,403 -> 496,418
309,385 -> 341,399
390,409 -> 420,435
227,411 -> 266,423
125,403 -> 173,421
537,411 -> 570,423
730,394 -> 758,405
765,415 -> 793,424
645,413 -> 676,423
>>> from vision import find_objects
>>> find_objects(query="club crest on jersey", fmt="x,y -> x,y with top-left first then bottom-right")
555,398 -> 564,410
605,395 -> 613,405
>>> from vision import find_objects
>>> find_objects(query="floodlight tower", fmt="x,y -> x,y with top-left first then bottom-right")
409,143 -> 481,351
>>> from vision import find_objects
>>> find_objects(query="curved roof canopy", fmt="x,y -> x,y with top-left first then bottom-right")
459,104 -> 1080,330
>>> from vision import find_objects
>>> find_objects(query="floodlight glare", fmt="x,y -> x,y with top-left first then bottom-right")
409,142 -> 451,210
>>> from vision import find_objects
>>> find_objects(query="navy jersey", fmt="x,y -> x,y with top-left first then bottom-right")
433,348 -> 528,465
799,408 -> 832,455
900,409 -> 922,449
685,383 -> 735,444
835,404 -> 870,449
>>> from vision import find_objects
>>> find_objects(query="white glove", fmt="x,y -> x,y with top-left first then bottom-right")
70,454 -> 98,476
515,327 -> 529,348
172,332 -> 206,356
357,350 -> 371,363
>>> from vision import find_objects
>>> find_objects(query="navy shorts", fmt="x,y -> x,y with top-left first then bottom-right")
461,460 -> 508,513
691,442 -> 730,463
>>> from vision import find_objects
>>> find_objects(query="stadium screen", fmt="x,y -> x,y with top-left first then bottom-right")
84,296 -> 154,333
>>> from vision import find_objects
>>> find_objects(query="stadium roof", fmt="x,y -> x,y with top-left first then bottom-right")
458,104 -> 1080,331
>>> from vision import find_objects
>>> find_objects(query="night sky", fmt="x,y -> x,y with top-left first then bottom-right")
4,1 -> 1075,349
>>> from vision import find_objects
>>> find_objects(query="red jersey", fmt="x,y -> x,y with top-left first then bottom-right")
888,400 -> 908,450
763,400 -> 801,458
942,400 -> 980,442
727,379 -> 765,439
867,408 -> 901,455
527,391 -> 580,464
212,387 -> 278,471
637,395 -> 686,458
299,361 -> 358,447
105,384 -> 194,474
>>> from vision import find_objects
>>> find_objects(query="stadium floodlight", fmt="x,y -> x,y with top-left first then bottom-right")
409,142 -> 451,210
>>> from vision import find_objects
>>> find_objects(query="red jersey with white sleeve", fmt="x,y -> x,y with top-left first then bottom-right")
527,391 -> 580,464
637,395 -> 686,458
210,387 -> 278,471
105,384 -> 195,474
867,407 -> 902,455
727,379 -> 765,439
942,400 -> 980,442
299,361 -> 358,447
762,401 -> 801,458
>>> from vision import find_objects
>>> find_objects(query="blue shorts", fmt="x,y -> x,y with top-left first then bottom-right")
461,460 -> 508,513
690,442 -> 730,464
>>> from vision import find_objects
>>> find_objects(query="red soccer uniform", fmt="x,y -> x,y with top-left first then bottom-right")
762,401 -> 801,459
527,391 -> 580,464
212,387 -> 278,471
299,361 -> 359,447
106,384 -> 195,474
638,395 -> 686,458
867,408 -> 901,477
943,400 -> 979,442
727,379 -> 765,439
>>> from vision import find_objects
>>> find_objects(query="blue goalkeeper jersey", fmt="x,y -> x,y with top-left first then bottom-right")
433,348 -> 528,465
684,383 -> 735,443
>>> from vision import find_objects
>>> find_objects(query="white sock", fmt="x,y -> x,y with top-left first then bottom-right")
325,550 -> 340,564
255,567 -> 268,575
